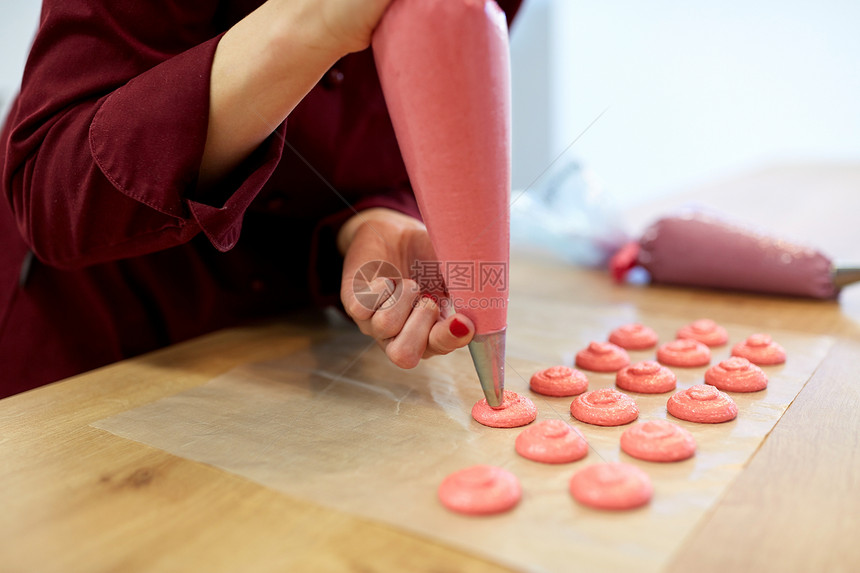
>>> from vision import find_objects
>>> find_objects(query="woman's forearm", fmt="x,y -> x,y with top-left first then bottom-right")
199,2 -> 342,187
198,0 -> 392,189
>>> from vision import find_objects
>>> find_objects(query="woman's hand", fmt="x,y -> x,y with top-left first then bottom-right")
339,208 -> 475,369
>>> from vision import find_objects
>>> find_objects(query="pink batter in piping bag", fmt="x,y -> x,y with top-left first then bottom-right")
610,211 -> 860,298
373,0 -> 511,406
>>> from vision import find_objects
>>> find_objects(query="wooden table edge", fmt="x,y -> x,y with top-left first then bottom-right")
666,338 -> 860,572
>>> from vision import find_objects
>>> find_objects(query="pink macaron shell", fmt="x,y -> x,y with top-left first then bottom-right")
656,339 -> 711,367
731,333 -> 786,365
438,465 -> 521,515
676,318 -> 729,347
569,462 -> 653,510
515,419 -> 589,464
570,388 -> 639,426
472,390 -> 537,428
608,323 -> 659,350
705,357 -> 768,392
575,341 -> 631,372
530,366 -> 589,397
620,420 -> 696,462
667,384 -> 738,423
615,361 -> 678,394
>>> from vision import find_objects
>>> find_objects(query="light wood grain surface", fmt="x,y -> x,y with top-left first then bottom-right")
1,163 -> 859,572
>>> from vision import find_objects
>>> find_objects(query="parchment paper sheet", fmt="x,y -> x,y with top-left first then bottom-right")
94,299 -> 833,573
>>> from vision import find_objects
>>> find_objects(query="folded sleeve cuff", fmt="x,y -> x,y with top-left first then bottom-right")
187,129 -> 285,251
90,33 -> 286,251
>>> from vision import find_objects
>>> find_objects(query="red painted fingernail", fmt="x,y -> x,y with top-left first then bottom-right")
449,318 -> 470,338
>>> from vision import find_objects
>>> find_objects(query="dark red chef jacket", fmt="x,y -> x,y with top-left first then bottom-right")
0,0 -> 522,398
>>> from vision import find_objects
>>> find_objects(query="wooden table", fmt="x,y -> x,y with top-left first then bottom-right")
2,163 -> 859,572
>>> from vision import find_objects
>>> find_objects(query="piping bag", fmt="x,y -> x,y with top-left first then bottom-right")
373,0 -> 511,406
610,211 -> 860,299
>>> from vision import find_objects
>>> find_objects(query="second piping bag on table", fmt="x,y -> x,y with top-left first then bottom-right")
372,0 -> 511,406
610,210 -> 860,299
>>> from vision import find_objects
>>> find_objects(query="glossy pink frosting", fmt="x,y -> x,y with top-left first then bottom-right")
438,465 -> 521,515
570,388 -> 639,426
575,341 -> 631,372
677,319 -> 728,347
731,333 -> 786,365
609,323 -> 659,350
472,390 -> 537,428
667,384 -> 738,423
620,420 -> 696,462
529,365 -> 589,397
515,419 -> 588,464
616,361 -> 677,394
705,356 -> 768,392
656,339 -> 711,367
569,462 -> 653,510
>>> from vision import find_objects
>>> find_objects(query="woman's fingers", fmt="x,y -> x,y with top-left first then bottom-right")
346,272 -> 476,365
382,295 -> 440,368
343,275 -> 397,324
424,313 -> 474,358
368,278 -> 422,339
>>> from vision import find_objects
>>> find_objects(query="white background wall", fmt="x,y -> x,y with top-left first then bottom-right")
511,0 -> 860,205
0,2 -> 40,118
3,1 -> 859,208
